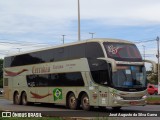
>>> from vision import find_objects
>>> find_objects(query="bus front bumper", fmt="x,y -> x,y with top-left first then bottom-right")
111,95 -> 147,106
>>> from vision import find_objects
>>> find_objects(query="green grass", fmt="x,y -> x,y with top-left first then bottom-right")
147,97 -> 160,102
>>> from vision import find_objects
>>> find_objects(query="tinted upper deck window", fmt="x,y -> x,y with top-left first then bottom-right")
86,42 -> 104,58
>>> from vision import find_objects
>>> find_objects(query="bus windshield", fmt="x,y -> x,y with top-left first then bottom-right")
103,42 -> 142,62
112,65 -> 147,91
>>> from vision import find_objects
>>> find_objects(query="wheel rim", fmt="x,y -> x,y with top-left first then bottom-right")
69,96 -> 76,108
22,93 -> 27,105
14,93 -> 19,104
82,96 -> 89,108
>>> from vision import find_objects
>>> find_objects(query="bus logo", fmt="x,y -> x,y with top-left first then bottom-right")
108,45 -> 119,54
2,112 -> 11,117
53,88 -> 62,101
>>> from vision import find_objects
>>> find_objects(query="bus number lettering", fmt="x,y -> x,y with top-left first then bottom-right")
100,93 -> 107,97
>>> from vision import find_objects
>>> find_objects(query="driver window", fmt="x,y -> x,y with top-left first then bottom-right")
88,59 -> 110,86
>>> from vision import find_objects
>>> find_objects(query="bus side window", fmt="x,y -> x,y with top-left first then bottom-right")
68,44 -> 85,59
4,57 -> 12,67
54,47 -> 69,61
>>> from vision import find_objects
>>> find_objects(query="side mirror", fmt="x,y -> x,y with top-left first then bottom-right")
143,60 -> 157,73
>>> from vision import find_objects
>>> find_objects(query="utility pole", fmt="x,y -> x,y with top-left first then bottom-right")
157,36 -> 160,94
16,48 -> 21,53
62,35 -> 66,44
89,32 -> 95,39
78,0 -> 81,41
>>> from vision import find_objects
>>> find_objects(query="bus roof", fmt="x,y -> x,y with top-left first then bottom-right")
5,38 -> 134,57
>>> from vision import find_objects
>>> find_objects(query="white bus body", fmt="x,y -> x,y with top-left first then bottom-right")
3,38 -> 153,110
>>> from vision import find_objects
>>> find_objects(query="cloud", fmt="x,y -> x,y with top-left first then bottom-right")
0,0 -> 160,37
0,0 -> 159,64
0,0 -> 160,33
80,0 -> 160,25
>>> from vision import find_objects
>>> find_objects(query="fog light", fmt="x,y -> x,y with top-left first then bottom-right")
114,100 -> 117,104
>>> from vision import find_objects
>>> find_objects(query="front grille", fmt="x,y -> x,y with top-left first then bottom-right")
122,97 -> 142,100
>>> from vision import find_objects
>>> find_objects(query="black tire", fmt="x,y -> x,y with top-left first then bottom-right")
13,92 -> 21,105
81,93 -> 91,111
67,93 -> 78,110
21,92 -> 28,105
112,107 -> 121,111
99,106 -> 106,110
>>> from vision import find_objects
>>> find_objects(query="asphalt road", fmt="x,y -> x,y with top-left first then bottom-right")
0,98 -> 160,120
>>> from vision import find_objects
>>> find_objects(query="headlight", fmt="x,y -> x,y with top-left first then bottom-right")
142,95 -> 147,99
116,96 -> 123,100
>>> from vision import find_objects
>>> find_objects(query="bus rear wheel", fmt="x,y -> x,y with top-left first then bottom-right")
22,92 -> 28,105
81,93 -> 91,111
68,93 -> 78,110
14,92 -> 21,105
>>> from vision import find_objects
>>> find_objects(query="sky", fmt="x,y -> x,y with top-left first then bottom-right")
0,0 -> 160,69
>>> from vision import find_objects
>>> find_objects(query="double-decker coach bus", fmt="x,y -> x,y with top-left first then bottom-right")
3,38 -> 157,110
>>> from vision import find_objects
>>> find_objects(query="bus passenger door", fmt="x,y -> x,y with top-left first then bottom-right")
84,72 -> 99,106
88,80 -> 99,106
88,58 -> 110,107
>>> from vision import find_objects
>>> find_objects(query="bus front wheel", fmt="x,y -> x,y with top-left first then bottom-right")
68,93 -> 78,110
13,92 -> 21,105
81,93 -> 91,111
22,92 -> 28,105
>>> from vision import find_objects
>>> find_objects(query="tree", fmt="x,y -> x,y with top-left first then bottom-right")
147,68 -> 158,85
148,73 -> 158,84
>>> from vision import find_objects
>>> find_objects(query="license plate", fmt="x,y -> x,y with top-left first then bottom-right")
130,101 -> 138,105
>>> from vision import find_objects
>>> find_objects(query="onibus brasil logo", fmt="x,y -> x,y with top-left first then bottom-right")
53,88 -> 62,101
